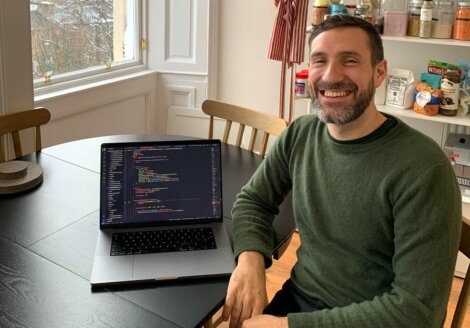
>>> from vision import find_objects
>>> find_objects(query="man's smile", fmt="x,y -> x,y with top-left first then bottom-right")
319,90 -> 353,98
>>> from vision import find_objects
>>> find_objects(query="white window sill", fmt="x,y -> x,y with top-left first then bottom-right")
34,66 -> 157,103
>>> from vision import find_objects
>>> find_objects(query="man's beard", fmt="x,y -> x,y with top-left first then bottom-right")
310,77 -> 375,125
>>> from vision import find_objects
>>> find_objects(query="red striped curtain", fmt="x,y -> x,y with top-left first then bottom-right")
267,0 -> 309,121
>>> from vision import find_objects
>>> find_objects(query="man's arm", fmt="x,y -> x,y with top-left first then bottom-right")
222,251 -> 268,327
223,123 -> 295,327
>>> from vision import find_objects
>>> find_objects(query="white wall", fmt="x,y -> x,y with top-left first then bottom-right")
217,0 -> 282,115
0,0 -> 35,158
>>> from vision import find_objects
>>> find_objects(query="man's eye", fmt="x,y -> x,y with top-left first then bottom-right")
344,59 -> 358,64
311,59 -> 325,65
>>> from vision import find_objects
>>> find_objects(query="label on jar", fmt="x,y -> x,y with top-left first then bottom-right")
440,77 -> 460,110
295,81 -> 307,97
420,8 -> 432,21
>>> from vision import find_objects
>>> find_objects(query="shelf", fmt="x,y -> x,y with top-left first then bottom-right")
381,35 -> 470,47
378,104 -> 470,126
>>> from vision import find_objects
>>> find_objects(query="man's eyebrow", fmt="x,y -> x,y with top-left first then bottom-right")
310,51 -> 363,58
310,51 -> 326,58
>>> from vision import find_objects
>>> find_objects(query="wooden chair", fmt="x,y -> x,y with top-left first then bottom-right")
451,217 -> 470,328
201,100 -> 287,157
0,108 -> 51,162
202,100 -> 288,328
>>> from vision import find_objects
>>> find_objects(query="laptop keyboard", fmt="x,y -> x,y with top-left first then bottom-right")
110,227 -> 217,256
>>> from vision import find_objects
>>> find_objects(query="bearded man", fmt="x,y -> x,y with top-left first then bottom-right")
221,15 -> 462,328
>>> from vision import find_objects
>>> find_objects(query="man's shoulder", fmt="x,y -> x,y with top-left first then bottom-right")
391,119 -> 449,164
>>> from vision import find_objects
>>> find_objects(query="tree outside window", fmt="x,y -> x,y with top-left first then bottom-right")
30,0 -> 137,82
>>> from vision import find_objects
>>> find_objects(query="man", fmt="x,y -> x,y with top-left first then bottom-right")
222,15 -> 462,328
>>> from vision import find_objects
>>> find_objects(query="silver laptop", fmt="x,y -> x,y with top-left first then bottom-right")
90,139 -> 235,286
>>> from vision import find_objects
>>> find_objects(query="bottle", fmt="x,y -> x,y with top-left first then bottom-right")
432,1 -> 454,39
439,67 -> 461,117
419,0 -> 433,38
453,2 -> 470,41
407,0 -> 422,37
295,70 -> 309,98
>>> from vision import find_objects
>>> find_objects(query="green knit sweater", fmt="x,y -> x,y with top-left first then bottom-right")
232,115 -> 462,328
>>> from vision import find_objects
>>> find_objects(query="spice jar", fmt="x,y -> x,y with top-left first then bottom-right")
407,0 -> 422,37
432,1 -> 454,39
419,0 -> 433,38
439,67 -> 461,116
295,70 -> 309,98
453,2 -> 470,41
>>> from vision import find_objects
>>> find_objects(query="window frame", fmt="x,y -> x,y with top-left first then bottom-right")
32,0 -> 147,97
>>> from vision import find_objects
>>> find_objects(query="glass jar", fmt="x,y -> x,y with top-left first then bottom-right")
312,5 -> 330,26
419,0 -> 433,38
348,5 -> 357,16
439,67 -> 461,116
453,2 -> 470,41
331,3 -> 348,16
384,11 -> 408,36
381,0 -> 407,13
355,4 -> 371,17
432,1 -> 454,39
408,0 -> 422,37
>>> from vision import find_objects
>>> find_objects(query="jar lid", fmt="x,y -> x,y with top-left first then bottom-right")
296,70 -> 309,79
314,0 -> 330,6
357,4 -> 370,9
457,1 -> 470,6
439,1 -> 454,5
410,0 -> 423,4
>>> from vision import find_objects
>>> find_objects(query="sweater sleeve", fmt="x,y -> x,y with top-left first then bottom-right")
231,124 -> 294,268
287,161 -> 462,328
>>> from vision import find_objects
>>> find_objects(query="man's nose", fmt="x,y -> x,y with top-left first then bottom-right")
322,63 -> 344,83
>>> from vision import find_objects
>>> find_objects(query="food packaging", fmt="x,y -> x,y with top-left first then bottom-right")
413,82 -> 442,116
420,73 -> 441,89
386,68 -> 416,109
427,60 -> 462,77
458,59 -> 470,115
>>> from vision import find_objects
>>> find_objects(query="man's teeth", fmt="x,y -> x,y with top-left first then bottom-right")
324,90 -> 350,97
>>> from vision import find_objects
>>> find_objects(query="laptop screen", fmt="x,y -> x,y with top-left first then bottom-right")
100,140 -> 222,228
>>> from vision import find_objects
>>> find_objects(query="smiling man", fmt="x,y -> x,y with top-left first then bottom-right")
222,16 -> 462,328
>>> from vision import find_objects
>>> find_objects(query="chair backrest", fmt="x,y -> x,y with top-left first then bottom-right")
201,100 -> 287,157
0,108 -> 51,162
451,217 -> 470,328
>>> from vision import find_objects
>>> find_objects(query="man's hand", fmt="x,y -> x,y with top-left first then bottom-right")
222,251 -> 268,328
241,315 -> 288,328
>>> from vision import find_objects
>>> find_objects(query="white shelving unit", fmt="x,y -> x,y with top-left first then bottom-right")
378,105 -> 470,127
381,35 -> 470,47
378,36 -> 470,127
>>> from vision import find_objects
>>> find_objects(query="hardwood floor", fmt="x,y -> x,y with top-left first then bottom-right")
214,232 -> 469,327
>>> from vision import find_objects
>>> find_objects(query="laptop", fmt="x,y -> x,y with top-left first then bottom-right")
90,139 -> 235,286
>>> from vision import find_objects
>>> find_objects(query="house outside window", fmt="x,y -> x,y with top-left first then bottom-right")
30,0 -> 144,92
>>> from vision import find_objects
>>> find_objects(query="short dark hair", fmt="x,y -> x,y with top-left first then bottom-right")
308,15 -> 384,66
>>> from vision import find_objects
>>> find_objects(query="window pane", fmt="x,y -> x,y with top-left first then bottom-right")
30,0 -> 138,81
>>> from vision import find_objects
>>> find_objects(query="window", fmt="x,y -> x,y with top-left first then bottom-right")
30,0 -> 144,91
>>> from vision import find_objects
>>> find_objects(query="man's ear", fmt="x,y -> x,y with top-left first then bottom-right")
374,59 -> 387,88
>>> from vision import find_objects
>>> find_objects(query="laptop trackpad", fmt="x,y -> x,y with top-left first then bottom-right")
133,252 -> 198,280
